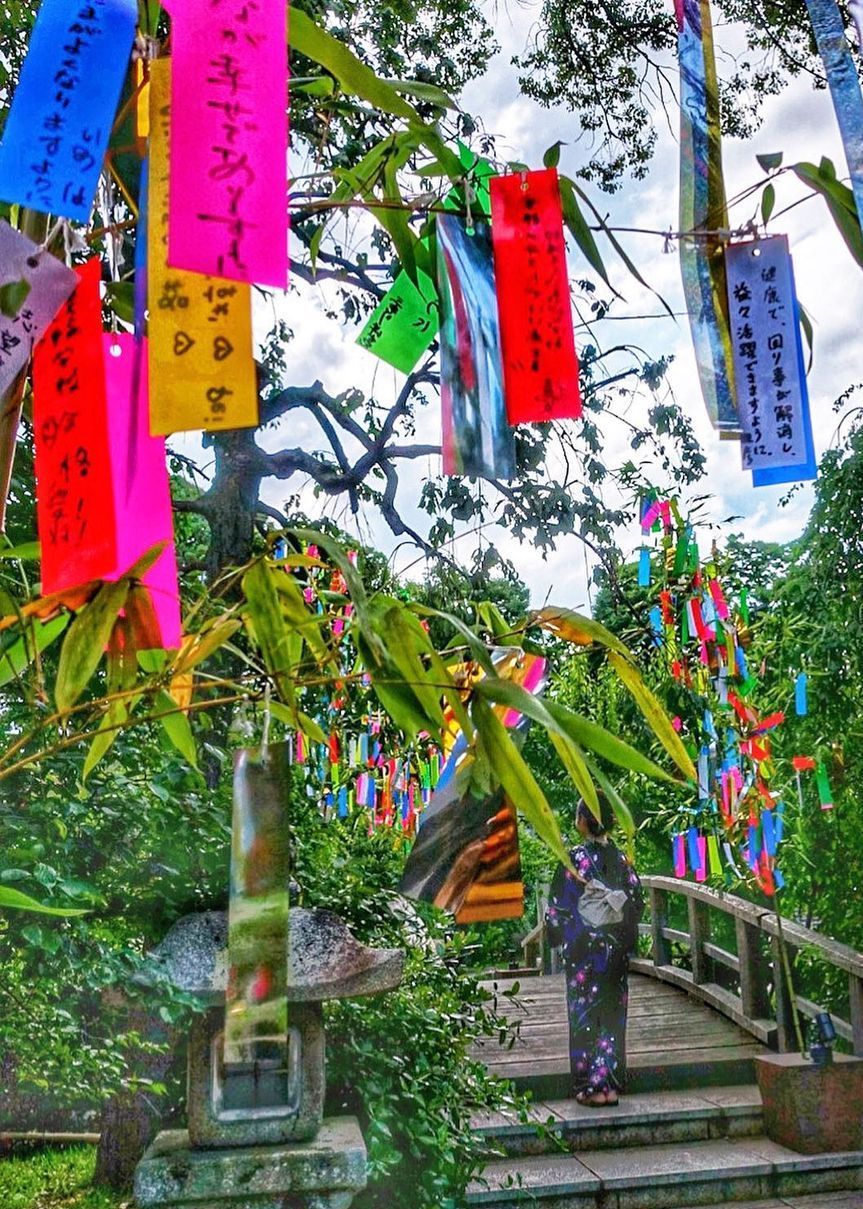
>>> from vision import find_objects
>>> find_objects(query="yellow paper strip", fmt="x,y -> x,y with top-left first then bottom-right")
147,58 -> 258,436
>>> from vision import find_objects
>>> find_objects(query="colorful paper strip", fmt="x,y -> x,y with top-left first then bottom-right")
0,0 -> 137,220
0,222 -> 78,396
676,0 -> 739,432
168,0 -> 289,287
490,168 -> 582,423
147,59 -> 258,435
33,260 -> 119,593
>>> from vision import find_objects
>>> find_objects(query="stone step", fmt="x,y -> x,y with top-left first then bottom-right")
472,1086 -> 763,1156
467,1136 -> 863,1208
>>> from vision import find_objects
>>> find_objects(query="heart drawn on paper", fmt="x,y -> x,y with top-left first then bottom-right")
212,335 -> 234,362
173,331 -> 195,356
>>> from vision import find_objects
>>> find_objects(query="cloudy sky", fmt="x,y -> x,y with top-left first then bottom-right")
176,3 -> 862,610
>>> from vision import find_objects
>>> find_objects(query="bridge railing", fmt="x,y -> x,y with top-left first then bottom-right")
633,875 -> 863,1056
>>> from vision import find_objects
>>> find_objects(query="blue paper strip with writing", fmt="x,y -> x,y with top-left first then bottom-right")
724,236 -> 816,486
0,0 -> 137,221
804,0 -> 863,229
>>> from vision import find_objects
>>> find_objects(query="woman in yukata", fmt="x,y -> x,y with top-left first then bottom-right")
546,795 -> 644,1106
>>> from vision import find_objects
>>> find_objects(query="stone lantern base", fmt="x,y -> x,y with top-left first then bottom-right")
134,1117 -> 367,1209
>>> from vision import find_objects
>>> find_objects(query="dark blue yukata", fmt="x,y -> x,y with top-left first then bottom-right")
547,842 -> 643,1097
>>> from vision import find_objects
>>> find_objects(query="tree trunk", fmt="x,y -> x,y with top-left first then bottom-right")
93,1090 -> 157,1190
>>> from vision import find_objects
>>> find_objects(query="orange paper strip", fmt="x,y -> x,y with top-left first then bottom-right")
147,58 -> 258,435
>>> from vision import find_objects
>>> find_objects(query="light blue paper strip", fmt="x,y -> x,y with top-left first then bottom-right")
795,671 -> 808,716
761,808 -> 777,857
649,605 -> 663,647
638,546 -> 651,587
0,0 -> 137,221
804,0 -> 863,230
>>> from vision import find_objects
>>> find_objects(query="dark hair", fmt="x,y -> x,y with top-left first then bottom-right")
577,794 -> 615,837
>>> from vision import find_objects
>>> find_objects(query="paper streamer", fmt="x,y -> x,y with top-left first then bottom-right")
33,260 -> 119,592
707,833 -> 722,877
0,0 -> 137,220
676,0 -> 739,432
816,761 -> 834,810
673,833 -> 687,877
725,237 -> 816,484
0,222 -> 78,396
168,0 -> 289,287
804,0 -> 863,229
638,547 -> 651,587
147,59 -> 258,434
103,335 -> 181,648
436,214 -> 515,479
795,671 -> 808,716
489,168 -> 582,423
695,835 -> 708,882
687,825 -> 701,872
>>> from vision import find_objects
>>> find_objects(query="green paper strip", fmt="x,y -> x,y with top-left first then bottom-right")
356,143 -> 494,373
815,760 -> 834,809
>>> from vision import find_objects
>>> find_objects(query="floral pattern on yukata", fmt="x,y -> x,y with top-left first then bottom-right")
547,843 -> 643,1096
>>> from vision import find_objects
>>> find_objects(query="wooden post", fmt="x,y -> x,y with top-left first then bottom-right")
770,933 -> 800,1052
688,896 -> 711,985
736,916 -> 770,1021
649,886 -> 671,967
849,973 -> 863,1057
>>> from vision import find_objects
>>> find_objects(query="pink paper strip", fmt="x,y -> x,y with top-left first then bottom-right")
695,836 -> 708,882
168,0 -> 289,288
103,336 -> 181,649
641,499 -> 661,531
708,578 -> 730,620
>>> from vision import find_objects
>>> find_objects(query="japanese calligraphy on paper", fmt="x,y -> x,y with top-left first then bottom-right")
489,168 -> 581,423
725,237 -> 814,481
147,58 -> 258,435
0,0 -> 137,221
168,0 -> 289,287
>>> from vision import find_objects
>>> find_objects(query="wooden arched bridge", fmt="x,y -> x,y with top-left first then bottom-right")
469,876 -> 863,1208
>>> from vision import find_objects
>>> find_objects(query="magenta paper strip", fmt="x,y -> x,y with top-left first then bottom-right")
168,0 -> 289,288
104,335 -> 182,649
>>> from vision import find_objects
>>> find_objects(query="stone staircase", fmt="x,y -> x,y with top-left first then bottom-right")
468,1086 -> 863,1207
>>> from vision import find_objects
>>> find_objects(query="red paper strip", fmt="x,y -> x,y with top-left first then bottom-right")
490,168 -> 581,423
34,260 -> 119,594
793,755 -> 816,772
754,711 -> 785,734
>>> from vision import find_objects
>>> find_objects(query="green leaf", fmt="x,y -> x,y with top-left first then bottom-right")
275,571 -> 334,667
761,182 -> 776,227
562,174 -> 674,317
791,161 -> 863,269
548,730 -> 599,816
409,603 -> 495,674
798,304 -> 814,374
0,278 -> 31,319
472,695 -> 572,872
390,79 -> 458,109
0,614 -> 67,689
585,756 -> 636,845
289,75 -> 336,97
756,152 -> 783,174
0,885 -> 89,916
606,651 -> 697,782
374,600 -> 444,730
531,606 -> 631,656
242,560 -> 296,707
105,280 -> 135,324
55,579 -> 131,713
0,540 -> 40,560
155,689 -> 198,768
543,699 -> 677,783
82,701 -> 126,781
543,140 -> 564,169
558,176 -> 616,294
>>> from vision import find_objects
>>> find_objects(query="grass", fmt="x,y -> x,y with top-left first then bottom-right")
0,1146 -> 128,1209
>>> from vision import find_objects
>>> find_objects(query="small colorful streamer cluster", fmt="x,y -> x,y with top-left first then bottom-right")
639,494 -> 789,895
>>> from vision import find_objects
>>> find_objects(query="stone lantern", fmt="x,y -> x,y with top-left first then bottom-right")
133,907 -> 404,1209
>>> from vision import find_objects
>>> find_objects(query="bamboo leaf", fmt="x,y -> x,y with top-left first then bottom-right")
390,79 -> 458,109
544,699 -> 679,783
585,756 -> 636,853
558,175 -> 616,293
155,689 -> 198,767
82,701 -> 126,780
242,560 -> 296,706
0,278 -> 31,319
798,304 -> 814,374
55,579 -> 131,713
531,606 -> 631,656
0,615 -> 67,689
792,161 -> 863,269
548,730 -> 599,816
0,885 -> 90,916
409,603 -> 496,673
0,540 -> 40,560
761,182 -> 776,227
472,695 -> 572,871
606,651 -> 697,781
172,619 -> 241,676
